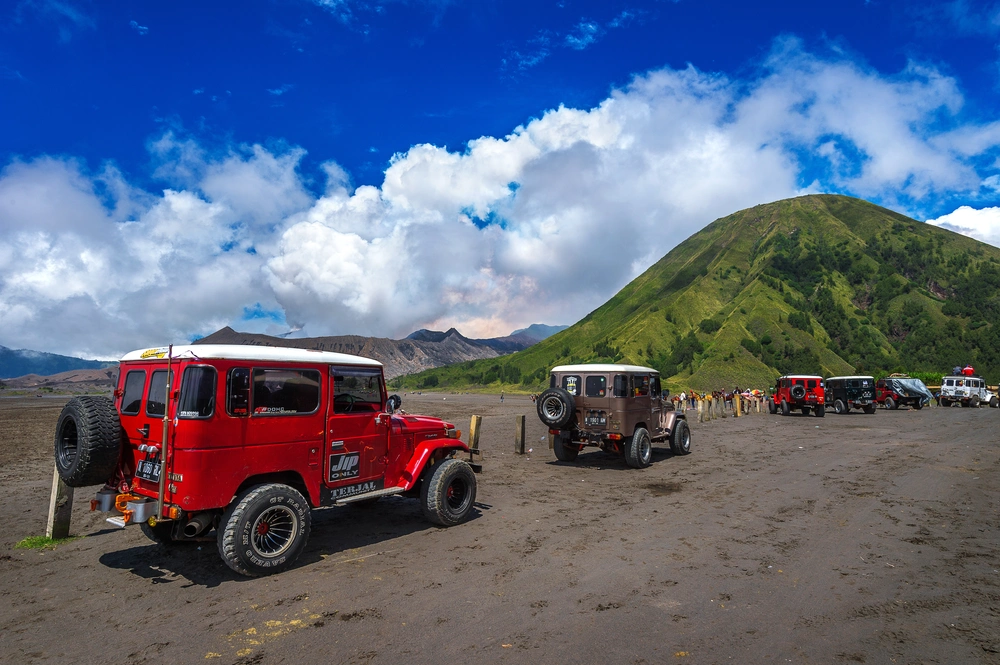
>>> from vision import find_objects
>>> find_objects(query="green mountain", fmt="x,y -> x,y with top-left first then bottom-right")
396,194 -> 1000,392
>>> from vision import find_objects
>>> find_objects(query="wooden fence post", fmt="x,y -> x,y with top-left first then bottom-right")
46,464 -> 73,539
468,415 -> 482,453
514,415 -> 526,454
735,396 -> 742,417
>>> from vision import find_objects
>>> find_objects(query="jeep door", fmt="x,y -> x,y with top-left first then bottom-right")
326,366 -> 390,488
116,364 -> 174,486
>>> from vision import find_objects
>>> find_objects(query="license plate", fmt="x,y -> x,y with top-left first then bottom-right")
585,416 -> 606,426
136,458 -> 161,482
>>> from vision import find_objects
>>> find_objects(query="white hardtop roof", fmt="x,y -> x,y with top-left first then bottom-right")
826,375 -> 874,380
120,344 -> 383,368
779,374 -> 823,379
942,374 -> 983,379
551,364 -> 658,374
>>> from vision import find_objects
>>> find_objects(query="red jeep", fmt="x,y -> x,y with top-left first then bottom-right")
53,345 -> 479,577
768,374 -> 826,417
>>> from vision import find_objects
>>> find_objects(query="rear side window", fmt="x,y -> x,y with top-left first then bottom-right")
793,379 -> 804,386
633,375 -> 650,397
121,370 -> 146,415
585,375 -> 607,397
945,379 -> 954,386
562,375 -> 580,396
849,380 -> 859,388
549,374 -> 556,389
146,370 -> 172,417
178,366 -> 217,419
614,375 -> 629,398
253,368 -> 321,415
228,367 -> 251,416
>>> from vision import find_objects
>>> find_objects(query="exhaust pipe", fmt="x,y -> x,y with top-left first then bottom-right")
182,512 -> 213,538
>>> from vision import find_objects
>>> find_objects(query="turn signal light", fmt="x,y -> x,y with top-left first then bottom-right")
168,506 -> 182,520
445,428 -> 461,439
607,433 -> 623,441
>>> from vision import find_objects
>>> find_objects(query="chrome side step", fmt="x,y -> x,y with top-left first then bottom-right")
335,486 -> 405,506
106,516 -> 127,528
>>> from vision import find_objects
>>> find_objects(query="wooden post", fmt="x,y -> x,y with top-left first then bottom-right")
46,464 -> 73,539
468,415 -> 482,452
514,414 -> 526,454
735,396 -> 742,417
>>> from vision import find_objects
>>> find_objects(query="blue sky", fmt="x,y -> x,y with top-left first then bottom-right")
3,0 -> 1000,357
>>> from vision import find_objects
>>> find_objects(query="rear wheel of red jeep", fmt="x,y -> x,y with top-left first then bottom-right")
421,459 -> 477,527
552,434 -> 579,462
780,399 -> 790,416
54,396 -> 121,487
218,483 -> 311,577
625,427 -> 652,468
768,398 -> 776,415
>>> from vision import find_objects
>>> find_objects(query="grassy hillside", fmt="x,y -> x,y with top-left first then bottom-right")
395,195 -> 1000,392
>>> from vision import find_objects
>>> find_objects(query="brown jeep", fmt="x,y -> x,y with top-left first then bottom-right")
536,364 -> 691,468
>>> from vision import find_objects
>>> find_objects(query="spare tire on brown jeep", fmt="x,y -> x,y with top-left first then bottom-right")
536,387 -> 575,429
54,396 -> 121,487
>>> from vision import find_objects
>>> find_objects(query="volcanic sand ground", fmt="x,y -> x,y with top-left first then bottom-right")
0,393 -> 998,665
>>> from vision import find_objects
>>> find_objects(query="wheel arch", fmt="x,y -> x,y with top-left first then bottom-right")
233,471 -> 315,508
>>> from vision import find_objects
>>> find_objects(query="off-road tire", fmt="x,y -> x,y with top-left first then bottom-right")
914,401 -> 924,410
768,399 -> 776,415
54,396 -> 121,487
971,396 -> 980,408
941,398 -> 951,407
863,404 -> 876,414
781,399 -> 790,416
885,397 -> 896,411
814,404 -> 825,417
834,399 -> 846,415
537,388 -> 575,429
218,483 -> 311,577
790,385 -> 806,400
552,434 -> 579,462
625,427 -> 652,469
421,458 -> 477,526
141,520 -> 177,545
802,407 -> 811,416
670,419 -> 692,455
991,396 -> 999,408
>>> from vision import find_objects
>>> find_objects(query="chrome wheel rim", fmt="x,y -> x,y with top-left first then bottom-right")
541,396 -> 565,421
251,505 -> 298,558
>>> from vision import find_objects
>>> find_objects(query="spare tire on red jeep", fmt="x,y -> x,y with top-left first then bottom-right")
536,388 -> 575,429
54,396 -> 121,487
790,385 -> 806,400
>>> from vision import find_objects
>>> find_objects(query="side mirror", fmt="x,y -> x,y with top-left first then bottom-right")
386,394 -> 402,414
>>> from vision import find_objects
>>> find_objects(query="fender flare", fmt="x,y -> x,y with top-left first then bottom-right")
400,441 -> 470,491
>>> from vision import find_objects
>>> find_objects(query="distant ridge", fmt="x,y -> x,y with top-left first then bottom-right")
195,325 -> 550,379
0,346 -> 112,380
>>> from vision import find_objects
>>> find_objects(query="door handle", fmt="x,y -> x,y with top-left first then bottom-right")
137,424 -> 150,437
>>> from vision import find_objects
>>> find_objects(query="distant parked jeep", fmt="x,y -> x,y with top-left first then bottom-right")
768,375 -> 825,417
875,374 -> 933,410
536,364 -> 691,469
939,374 -> 998,408
825,375 -> 876,414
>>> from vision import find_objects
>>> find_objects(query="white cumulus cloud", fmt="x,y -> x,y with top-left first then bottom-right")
926,206 -> 1000,247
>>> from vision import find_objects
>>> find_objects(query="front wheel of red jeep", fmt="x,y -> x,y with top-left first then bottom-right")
218,483 -> 312,577
421,459 -> 477,527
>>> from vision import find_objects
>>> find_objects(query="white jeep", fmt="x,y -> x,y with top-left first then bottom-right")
939,375 -> 998,408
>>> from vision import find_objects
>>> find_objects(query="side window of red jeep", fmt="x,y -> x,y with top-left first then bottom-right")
253,369 -> 321,416
121,370 -> 146,415
227,367 -> 250,417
